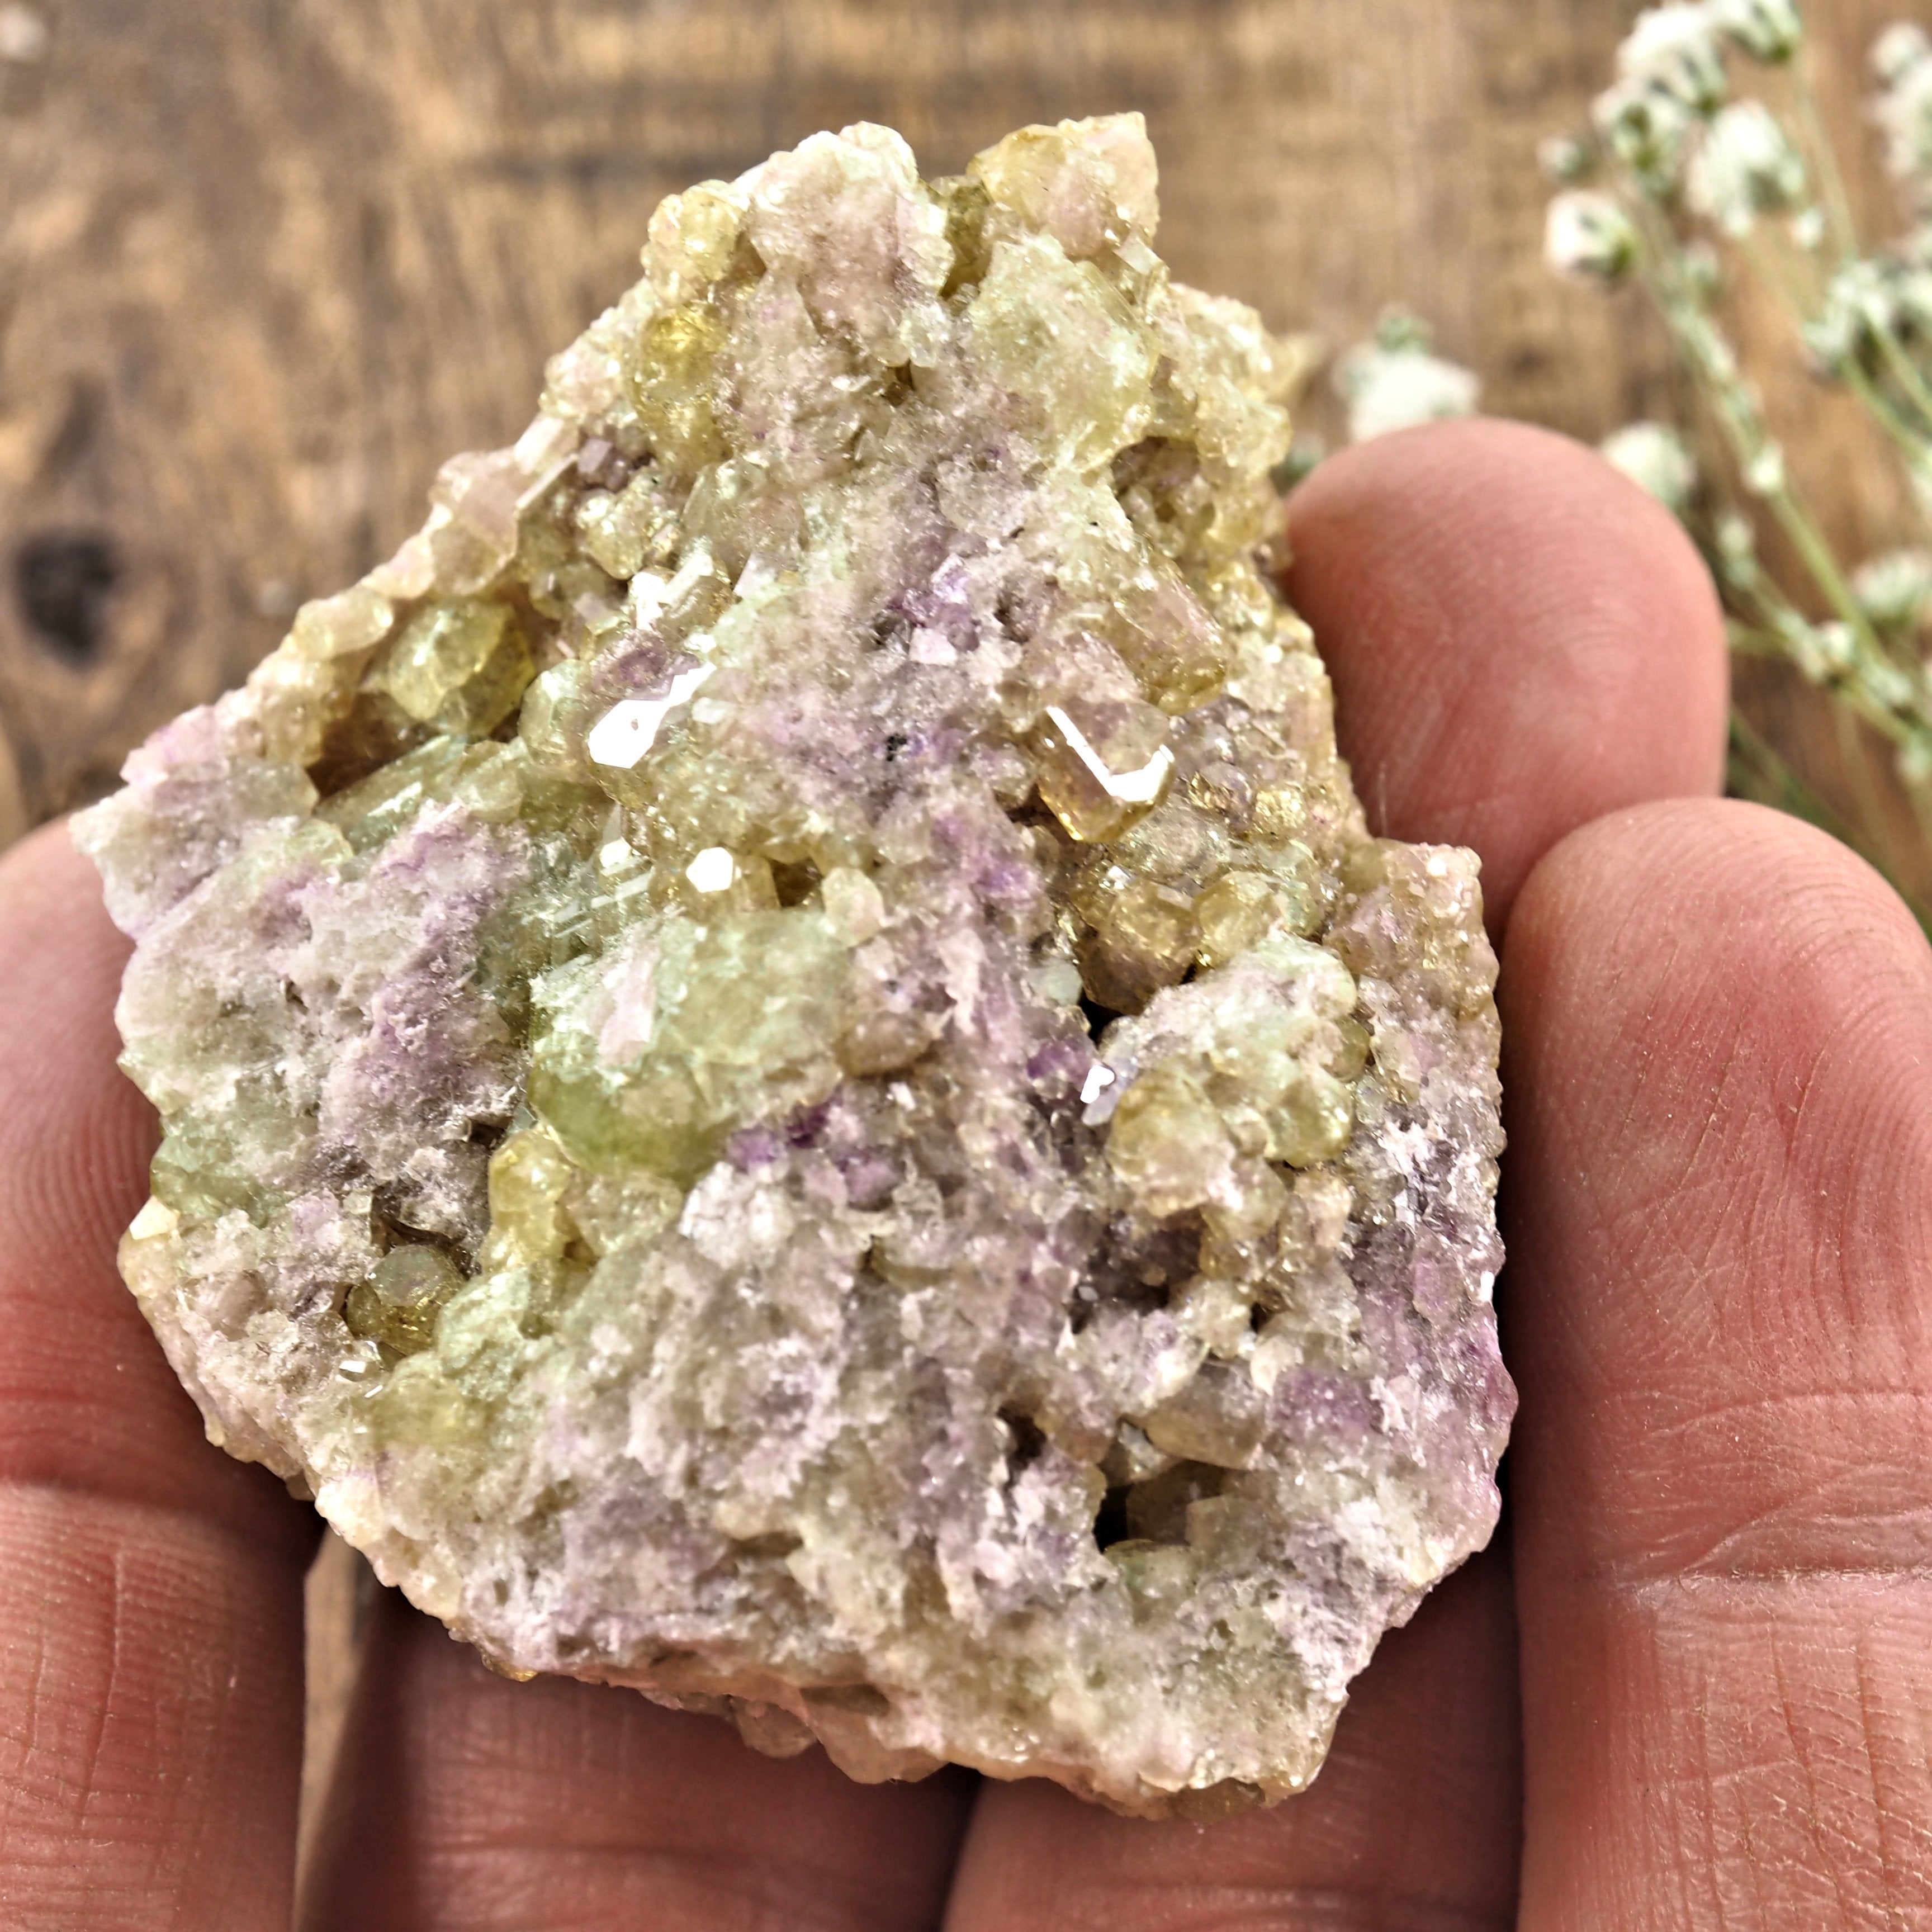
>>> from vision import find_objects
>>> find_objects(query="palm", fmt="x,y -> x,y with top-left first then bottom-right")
3,420 -> 1926,1931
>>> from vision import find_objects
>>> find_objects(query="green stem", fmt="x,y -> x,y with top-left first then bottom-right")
1839,359 -> 1932,495
1624,205 -> 1890,684
1729,709 -> 1932,936
1869,321 -> 1932,437
1790,45 -> 1860,266
1728,707 -> 1854,836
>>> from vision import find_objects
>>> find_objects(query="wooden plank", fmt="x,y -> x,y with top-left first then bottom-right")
5,1 -> 1920,847
0,0 -> 1640,832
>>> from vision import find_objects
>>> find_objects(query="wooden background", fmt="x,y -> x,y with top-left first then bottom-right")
0,0 -> 1921,853
0,0 -> 1921,1849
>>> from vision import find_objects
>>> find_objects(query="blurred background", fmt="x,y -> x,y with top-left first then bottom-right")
0,0 -> 1922,1857
0,0 -> 1919,861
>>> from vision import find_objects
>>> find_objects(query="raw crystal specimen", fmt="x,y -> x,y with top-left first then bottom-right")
76,114 -> 1511,1817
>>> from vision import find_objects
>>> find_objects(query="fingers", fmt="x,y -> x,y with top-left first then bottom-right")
299,1589 -> 973,1932
943,1550 -> 1522,1932
1287,418 -> 1729,934
1503,799 -> 1932,1926
944,418 -> 1726,1927
0,822 -> 316,1929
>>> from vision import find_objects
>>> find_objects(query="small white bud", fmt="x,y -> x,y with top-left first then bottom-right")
1687,100 -> 1806,237
1864,654 -> 1915,710
1744,442 -> 1788,496
1817,621 -> 1858,675
1853,548 -> 1932,633
1711,0 -> 1801,63
1872,25 -> 1932,187
1873,22 -> 1931,88
1599,422 -> 1699,512
1618,4 -> 1729,111
1334,316 -> 1480,444
1594,77 -> 1700,191
1803,261 -> 1903,372
1788,618 -> 1852,683
1546,191 -> 1639,279
1715,511 -> 1757,565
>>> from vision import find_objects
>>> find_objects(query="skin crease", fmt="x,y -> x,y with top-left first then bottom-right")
0,416 -> 1924,1929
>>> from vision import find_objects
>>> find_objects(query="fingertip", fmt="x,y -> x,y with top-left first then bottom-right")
1500,793 -> 1932,1574
1503,795 -> 1932,1140
0,823 -> 314,1929
1287,419 -> 1729,935
1499,808 -> 1932,1932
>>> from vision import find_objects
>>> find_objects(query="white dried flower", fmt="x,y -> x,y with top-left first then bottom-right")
1864,652 -> 1916,710
1546,191 -> 1639,279
1821,260 -> 1895,363
1600,422 -> 1699,511
1618,4 -> 1729,111
1853,547 -> 1932,632
0,3 -> 46,62
1594,77 -> 1701,192
1873,22 -> 1931,89
1711,0 -> 1801,63
1538,134 -> 1593,184
1802,258 -> 1932,372
1743,441 -> 1788,496
1897,263 -> 1932,329
1873,23 -> 1932,188
1335,319 -> 1480,443
1715,510 -> 1757,566
1687,100 -> 1806,236
1787,617 -> 1855,683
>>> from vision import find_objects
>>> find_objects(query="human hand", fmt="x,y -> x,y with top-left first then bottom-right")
2,418 -> 1924,1930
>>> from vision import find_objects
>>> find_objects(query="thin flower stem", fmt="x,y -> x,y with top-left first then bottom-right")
1740,222 -> 1826,328
1830,682 -> 1916,880
1725,618 -> 1787,655
1790,45 -> 1861,266
1729,709 -> 1932,935
1868,321 -> 1932,435
1839,358 -> 1932,489
1729,706 -> 1855,836
1714,531 -> 1932,750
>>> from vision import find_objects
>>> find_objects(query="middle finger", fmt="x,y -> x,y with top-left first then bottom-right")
943,418 -> 1727,1926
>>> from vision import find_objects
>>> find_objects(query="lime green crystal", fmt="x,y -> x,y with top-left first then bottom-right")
76,115 -> 1510,1817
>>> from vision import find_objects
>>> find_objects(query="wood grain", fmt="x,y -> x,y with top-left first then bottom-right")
3,1 -> 1919,844
3,0 -> 1917,845
0,0 -> 1641,831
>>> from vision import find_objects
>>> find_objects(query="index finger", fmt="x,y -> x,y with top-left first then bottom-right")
1287,418 -> 1729,932
0,822 -> 318,1929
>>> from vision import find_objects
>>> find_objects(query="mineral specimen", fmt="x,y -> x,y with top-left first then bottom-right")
77,113 -> 1512,1817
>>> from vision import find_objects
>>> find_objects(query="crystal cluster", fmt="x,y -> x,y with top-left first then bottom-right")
77,115 -> 1510,1816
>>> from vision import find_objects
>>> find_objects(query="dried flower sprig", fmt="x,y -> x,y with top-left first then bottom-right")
1547,1 -> 1932,916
